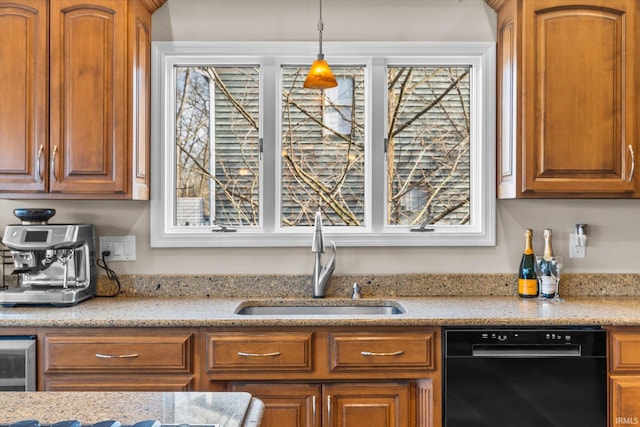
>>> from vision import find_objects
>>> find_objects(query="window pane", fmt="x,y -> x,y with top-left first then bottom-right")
324,77 -> 354,136
175,66 -> 260,227
387,66 -> 471,226
281,66 -> 365,227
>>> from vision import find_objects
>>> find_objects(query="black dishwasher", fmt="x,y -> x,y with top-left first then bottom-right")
443,327 -> 606,427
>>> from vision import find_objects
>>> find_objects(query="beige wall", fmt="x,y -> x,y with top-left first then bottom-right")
151,0 -> 497,42
2,0 -> 639,276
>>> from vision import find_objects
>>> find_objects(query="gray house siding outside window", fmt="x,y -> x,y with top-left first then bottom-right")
175,65 -> 470,228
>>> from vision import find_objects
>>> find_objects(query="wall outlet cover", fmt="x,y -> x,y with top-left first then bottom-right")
99,235 -> 136,261
569,233 -> 586,259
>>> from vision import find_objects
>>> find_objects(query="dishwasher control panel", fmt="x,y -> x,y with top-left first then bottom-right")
444,327 -> 606,357
478,331 -> 573,343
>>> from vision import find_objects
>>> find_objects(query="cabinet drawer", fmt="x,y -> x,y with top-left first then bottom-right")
44,375 -> 195,391
329,331 -> 436,372
610,330 -> 640,373
43,333 -> 193,373
206,332 -> 313,372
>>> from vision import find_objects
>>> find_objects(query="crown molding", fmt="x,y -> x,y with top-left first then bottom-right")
139,0 -> 167,13
485,0 -> 508,11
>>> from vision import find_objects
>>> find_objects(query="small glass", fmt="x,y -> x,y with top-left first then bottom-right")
535,255 -> 563,302
552,256 -> 564,301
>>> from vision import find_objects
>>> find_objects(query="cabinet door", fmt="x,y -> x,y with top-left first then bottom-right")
49,0 -> 127,195
230,382 -> 322,427
522,0 -> 637,194
324,383 -> 411,427
0,0 -> 47,193
610,376 -> 640,426
128,0 -> 152,200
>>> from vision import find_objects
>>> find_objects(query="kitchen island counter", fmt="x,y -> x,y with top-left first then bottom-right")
0,392 -> 263,427
1,295 -> 640,327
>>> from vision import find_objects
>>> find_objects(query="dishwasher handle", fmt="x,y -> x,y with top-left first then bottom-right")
471,344 -> 581,357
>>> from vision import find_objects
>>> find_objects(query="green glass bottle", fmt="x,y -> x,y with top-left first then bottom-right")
518,229 -> 538,298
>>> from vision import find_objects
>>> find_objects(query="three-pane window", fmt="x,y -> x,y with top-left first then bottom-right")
151,42 -> 495,247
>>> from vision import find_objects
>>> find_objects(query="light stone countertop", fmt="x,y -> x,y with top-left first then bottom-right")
1,295 -> 640,327
3,272 -> 640,327
0,392 -> 264,427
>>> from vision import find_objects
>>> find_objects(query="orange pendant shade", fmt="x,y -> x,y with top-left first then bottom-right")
304,0 -> 337,90
304,59 -> 338,89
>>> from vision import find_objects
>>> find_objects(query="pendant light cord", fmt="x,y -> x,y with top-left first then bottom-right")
317,0 -> 324,60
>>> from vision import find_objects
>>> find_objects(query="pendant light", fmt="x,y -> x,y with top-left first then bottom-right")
303,0 -> 338,89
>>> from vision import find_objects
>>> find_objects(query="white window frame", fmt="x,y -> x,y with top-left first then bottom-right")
150,41 -> 496,247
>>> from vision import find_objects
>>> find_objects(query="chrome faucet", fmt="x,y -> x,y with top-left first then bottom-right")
311,211 -> 336,298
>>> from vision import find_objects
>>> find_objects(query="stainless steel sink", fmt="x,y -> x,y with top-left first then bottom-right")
235,300 -> 405,316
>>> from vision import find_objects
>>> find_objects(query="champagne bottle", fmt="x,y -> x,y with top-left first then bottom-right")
518,229 -> 538,298
539,229 -> 556,298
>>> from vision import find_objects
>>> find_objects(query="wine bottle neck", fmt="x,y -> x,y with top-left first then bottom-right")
524,229 -> 533,254
543,229 -> 553,260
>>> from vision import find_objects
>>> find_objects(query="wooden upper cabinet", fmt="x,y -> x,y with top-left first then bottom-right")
490,0 -> 638,197
0,0 -> 165,199
129,0 -> 153,200
49,0 -> 127,195
0,0 -> 48,192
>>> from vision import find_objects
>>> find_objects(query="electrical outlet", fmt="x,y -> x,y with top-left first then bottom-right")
569,233 -> 586,259
99,235 -> 136,261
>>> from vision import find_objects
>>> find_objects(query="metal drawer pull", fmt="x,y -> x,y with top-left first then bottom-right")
95,353 -> 140,359
237,351 -> 281,357
629,144 -> 635,182
312,395 -> 317,427
36,144 -> 44,182
51,145 -> 58,182
361,350 -> 404,357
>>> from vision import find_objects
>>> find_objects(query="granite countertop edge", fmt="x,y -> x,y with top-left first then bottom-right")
0,392 -> 262,427
2,295 -> 640,328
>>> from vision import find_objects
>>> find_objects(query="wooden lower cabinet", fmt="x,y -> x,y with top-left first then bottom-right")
230,383 -> 321,427
608,327 -> 640,425
230,381 -> 416,427
27,325 -> 440,425
610,376 -> 640,425
40,328 -> 196,391
210,327 -> 441,427
44,375 -> 195,391
325,382 -> 411,427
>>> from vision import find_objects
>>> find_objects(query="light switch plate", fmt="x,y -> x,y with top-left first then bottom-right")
99,235 -> 136,261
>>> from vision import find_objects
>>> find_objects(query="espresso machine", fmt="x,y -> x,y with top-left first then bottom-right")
0,209 -> 97,306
